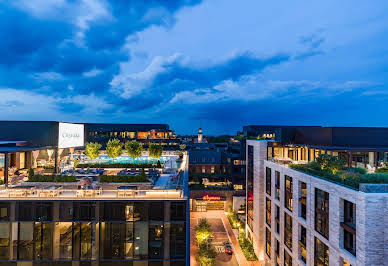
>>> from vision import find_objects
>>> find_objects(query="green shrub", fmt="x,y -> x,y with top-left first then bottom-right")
375,167 -> 388,173
238,232 -> 258,261
28,168 -> 34,178
27,175 -> 77,182
99,175 -> 148,183
227,209 -> 243,229
85,142 -> 102,159
352,167 -> 367,175
197,243 -> 216,266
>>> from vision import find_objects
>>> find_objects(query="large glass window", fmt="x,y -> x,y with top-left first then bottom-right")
285,175 -> 293,211
149,202 -> 164,221
342,200 -> 356,256
314,237 -> 329,266
34,222 -> 53,260
275,171 -> 280,200
134,222 -> 148,259
0,203 -> 10,221
284,213 -> 292,251
58,222 -> 72,259
18,222 -> 34,260
265,227 -> 271,258
275,205 -> 280,234
170,222 -> 185,259
73,222 -> 95,260
284,249 -> 292,266
149,222 -> 164,259
0,223 -> 9,260
266,198 -> 271,227
315,188 -> 329,239
171,202 -> 186,221
299,182 -> 307,220
266,167 -> 271,196
299,225 -> 307,263
100,222 -> 126,259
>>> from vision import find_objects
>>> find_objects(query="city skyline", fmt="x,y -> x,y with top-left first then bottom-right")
1,0 -> 388,135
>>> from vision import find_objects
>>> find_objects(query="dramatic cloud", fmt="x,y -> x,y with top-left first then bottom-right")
0,0 -> 387,134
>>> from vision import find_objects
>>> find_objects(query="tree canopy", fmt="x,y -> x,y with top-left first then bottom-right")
84,142 -> 102,160
125,140 -> 143,159
106,139 -> 123,159
148,144 -> 163,159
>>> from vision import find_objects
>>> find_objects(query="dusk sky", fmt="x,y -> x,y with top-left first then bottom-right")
1,0 -> 388,135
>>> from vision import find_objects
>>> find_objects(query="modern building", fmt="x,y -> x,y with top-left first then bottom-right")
85,123 -> 179,149
245,126 -> 388,266
0,121 -> 189,265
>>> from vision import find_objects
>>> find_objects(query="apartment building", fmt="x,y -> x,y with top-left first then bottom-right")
246,127 -> 388,266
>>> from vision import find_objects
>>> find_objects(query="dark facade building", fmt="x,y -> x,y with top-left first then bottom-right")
0,121 -> 189,265
0,199 -> 187,265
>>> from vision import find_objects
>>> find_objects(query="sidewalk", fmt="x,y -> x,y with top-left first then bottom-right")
220,213 -> 262,266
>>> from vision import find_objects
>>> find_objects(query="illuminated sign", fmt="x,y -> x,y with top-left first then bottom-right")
201,195 -> 224,201
58,123 -> 84,148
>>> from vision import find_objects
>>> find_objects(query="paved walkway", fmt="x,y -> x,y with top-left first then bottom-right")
220,213 -> 262,266
190,211 -> 238,266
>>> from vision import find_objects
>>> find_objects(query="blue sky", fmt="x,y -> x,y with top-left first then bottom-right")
1,0 -> 388,134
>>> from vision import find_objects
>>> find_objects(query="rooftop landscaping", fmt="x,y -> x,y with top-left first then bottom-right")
99,175 -> 148,183
27,175 -> 77,182
76,162 -> 162,169
289,154 -> 388,190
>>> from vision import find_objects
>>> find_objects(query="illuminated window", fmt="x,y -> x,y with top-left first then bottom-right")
202,166 -> 206,173
211,166 -> 215,173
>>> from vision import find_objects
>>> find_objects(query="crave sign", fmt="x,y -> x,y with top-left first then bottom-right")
58,123 -> 84,148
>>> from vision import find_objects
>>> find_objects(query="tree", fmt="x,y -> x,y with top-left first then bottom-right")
106,139 -> 123,160
125,140 -> 143,159
148,144 -> 163,159
197,244 -> 216,266
316,154 -> 345,174
179,144 -> 186,150
84,142 -> 102,160
195,218 -> 213,245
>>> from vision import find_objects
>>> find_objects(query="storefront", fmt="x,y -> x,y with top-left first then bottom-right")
191,195 -> 226,212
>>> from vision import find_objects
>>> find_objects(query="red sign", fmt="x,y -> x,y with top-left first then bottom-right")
202,195 -> 222,201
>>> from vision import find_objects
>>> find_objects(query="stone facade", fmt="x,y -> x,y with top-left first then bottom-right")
246,139 -> 388,266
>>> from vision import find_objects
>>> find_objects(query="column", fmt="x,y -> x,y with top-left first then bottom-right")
4,152 -> 9,187
54,148 -> 59,174
163,201 -> 171,262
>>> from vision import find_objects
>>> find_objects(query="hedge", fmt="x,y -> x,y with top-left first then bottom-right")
99,175 -> 148,183
27,175 -> 77,182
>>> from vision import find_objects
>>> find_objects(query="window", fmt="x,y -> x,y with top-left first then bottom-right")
299,182 -> 307,220
202,166 -> 206,173
342,200 -> 356,256
275,171 -> 280,200
211,166 -> 215,173
285,175 -> 293,211
0,203 -> 10,221
170,222 -> 186,259
314,237 -> 329,266
275,205 -> 280,234
299,225 -> 307,263
265,227 -> 271,258
149,222 -> 164,259
284,213 -> 292,250
266,198 -> 271,227
284,249 -> 292,266
171,202 -> 186,221
315,188 -> 329,239
0,223 -> 9,260
275,239 -> 280,266
266,167 -> 272,195
58,222 -> 72,259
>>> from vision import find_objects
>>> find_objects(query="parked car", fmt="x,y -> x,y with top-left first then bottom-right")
224,241 -> 233,255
